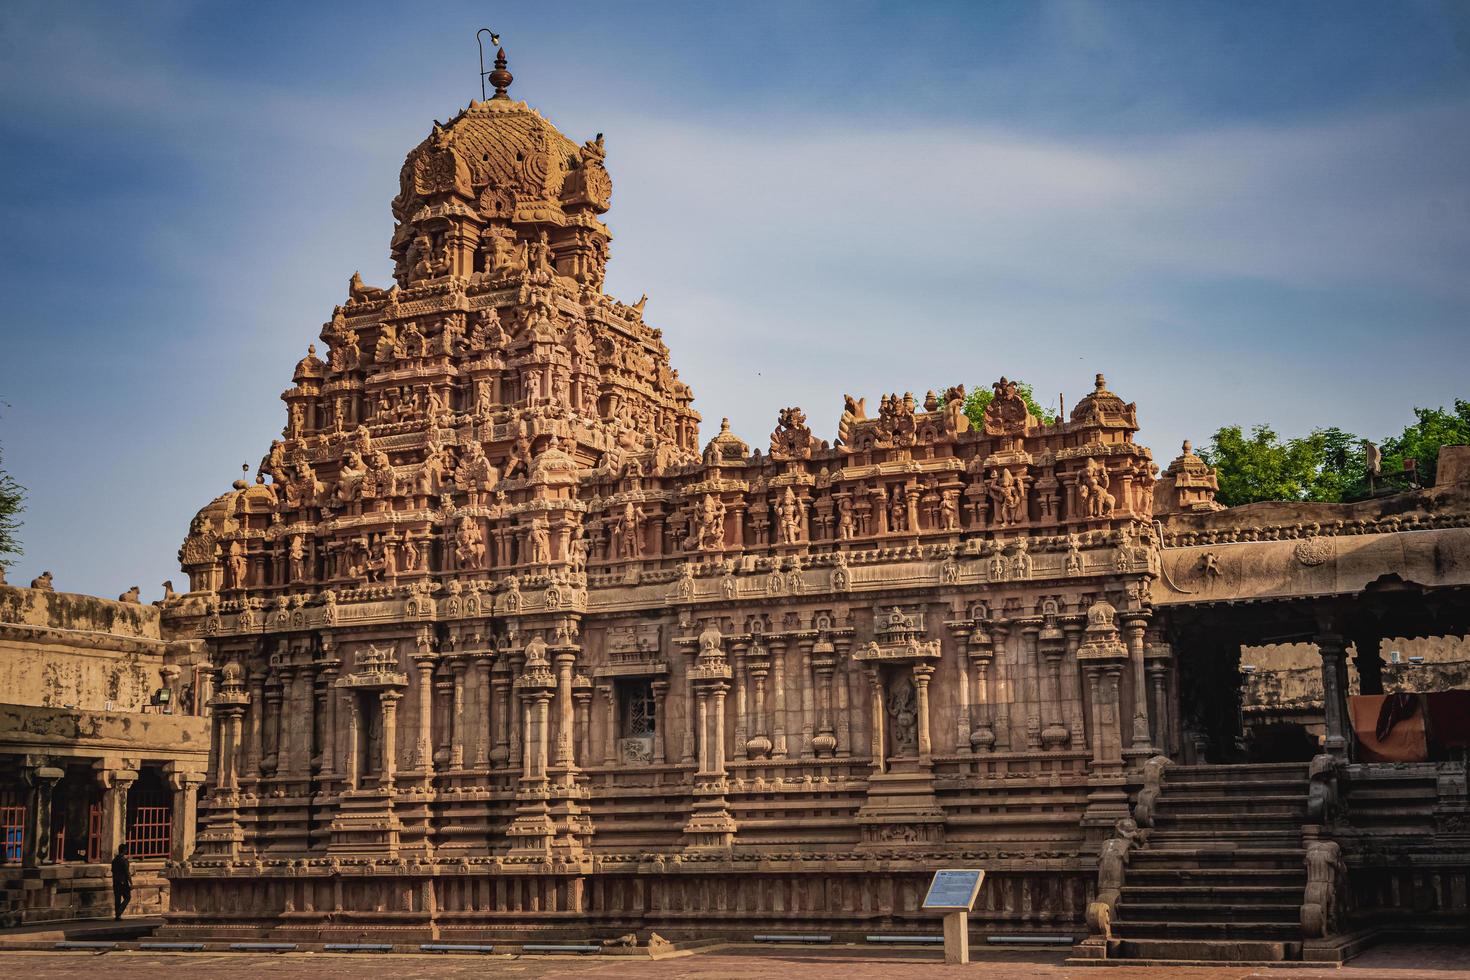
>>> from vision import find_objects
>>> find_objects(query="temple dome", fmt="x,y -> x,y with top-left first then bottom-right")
292,344 -> 325,384
395,96 -> 607,226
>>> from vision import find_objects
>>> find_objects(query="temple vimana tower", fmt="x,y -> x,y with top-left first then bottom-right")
150,48 -> 1470,954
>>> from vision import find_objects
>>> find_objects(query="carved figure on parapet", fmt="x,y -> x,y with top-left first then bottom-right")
335,451 -> 367,505
775,487 -> 804,545
288,535 -> 306,583
697,494 -> 726,551
982,377 -> 1033,438
942,385 -> 970,436
1079,457 -> 1116,518
886,672 -> 919,757
617,502 -> 646,559
347,271 -> 388,304
988,467 -> 1027,526
837,496 -> 856,540
1066,532 -> 1085,574
503,426 -> 534,480
118,586 -> 141,604
837,394 -> 867,447
455,516 -> 486,570
374,324 -> 398,364
939,489 -> 961,531
770,407 -> 816,460
455,440 -> 497,501
226,541 -> 247,590
568,523 -> 588,574
528,517 -> 552,566
260,440 -> 288,485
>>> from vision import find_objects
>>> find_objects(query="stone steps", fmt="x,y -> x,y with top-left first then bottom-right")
1100,761 -> 1311,963
1112,918 -> 1303,940
1116,901 -> 1301,923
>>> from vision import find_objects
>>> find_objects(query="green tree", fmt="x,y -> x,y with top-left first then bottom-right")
954,380 -> 1059,431
0,439 -> 23,570
1378,399 -> 1470,487
1200,424 -> 1368,507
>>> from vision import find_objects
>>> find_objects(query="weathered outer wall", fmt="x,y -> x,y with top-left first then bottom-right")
0,703 -> 209,763
0,585 -> 171,712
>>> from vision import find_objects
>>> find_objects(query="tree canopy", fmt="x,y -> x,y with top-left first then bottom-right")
0,438 -> 23,569
955,380 -> 1059,431
1200,398 -> 1469,507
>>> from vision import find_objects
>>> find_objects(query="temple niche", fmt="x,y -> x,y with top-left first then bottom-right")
155,47 -> 1470,952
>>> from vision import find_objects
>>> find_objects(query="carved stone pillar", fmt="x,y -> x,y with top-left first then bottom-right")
868,668 -> 886,774
412,654 -> 436,773
21,762 -> 61,867
811,641 -> 838,757
912,663 -> 934,763
221,707 -> 244,791
554,652 -> 577,772
968,626 -> 996,753
695,688 -> 711,775
1124,614 -> 1155,754
798,638 -> 816,758
745,646 -> 772,759
1062,625 -> 1086,751
449,657 -> 467,769
95,764 -> 138,861
344,692 -> 361,791
770,638 -> 789,758
166,766 -> 206,863
991,622 -> 1012,750
1039,622 -> 1070,749
651,679 -> 670,764
492,668 -> 512,767
379,690 -> 401,788
473,653 -> 493,769
600,682 -> 618,765
1317,631 -> 1351,759
1021,621 -> 1043,749
261,670 -> 283,776
732,642 -> 749,751
291,665 -> 315,778
574,683 -> 593,767
246,671 -> 266,779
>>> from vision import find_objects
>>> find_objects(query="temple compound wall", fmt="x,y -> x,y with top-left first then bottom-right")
0,581 -> 209,925
150,52 -> 1470,945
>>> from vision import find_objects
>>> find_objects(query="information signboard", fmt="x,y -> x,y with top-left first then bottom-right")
922,869 -> 985,910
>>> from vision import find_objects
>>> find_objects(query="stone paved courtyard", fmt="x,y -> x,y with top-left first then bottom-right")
0,943 -> 1466,979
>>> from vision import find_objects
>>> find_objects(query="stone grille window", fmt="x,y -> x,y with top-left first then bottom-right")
619,679 -> 656,738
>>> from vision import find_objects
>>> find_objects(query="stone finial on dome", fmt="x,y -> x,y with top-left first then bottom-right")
488,47 -> 513,99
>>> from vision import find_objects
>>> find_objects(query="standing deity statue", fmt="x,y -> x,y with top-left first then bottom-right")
288,535 -> 306,582
454,516 -> 486,570
775,487 -> 803,545
837,496 -> 856,540
617,502 -> 646,559
528,517 -> 552,566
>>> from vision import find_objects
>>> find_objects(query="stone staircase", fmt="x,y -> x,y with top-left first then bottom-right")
1109,762 -> 1311,962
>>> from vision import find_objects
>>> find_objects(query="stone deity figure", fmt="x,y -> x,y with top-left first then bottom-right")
886,673 -> 919,758
837,496 -> 855,540
455,517 -> 486,570
475,382 -> 494,417
568,525 -> 588,574
889,494 -> 906,533
942,384 -> 970,435
527,517 -> 552,566
425,385 -> 447,418
287,402 -> 305,439
288,535 -> 306,582
1079,458 -> 1116,518
402,533 -> 421,572
775,488 -> 803,545
698,494 -> 726,551
617,503 -> 646,559
260,440 -> 288,485
940,490 -> 961,531
226,541 -> 248,590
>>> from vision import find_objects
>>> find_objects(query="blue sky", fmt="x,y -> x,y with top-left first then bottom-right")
1,1 -> 1468,598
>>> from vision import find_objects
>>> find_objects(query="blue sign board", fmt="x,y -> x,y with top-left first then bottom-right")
922,869 -> 984,910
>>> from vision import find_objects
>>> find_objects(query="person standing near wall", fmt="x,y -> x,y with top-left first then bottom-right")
110,848 -> 131,920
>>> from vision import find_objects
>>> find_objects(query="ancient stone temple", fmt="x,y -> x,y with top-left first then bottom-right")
156,49 -> 1470,956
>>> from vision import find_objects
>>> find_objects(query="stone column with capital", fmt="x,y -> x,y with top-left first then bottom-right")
1317,631 -> 1351,759
1124,614 -> 1155,755
95,763 -> 138,860
867,669 -> 886,774
473,653 -> 493,768
912,663 -> 934,763
412,654 -> 436,774
379,690 -> 402,787
554,651 -> 577,774
21,761 -> 62,867
651,679 -> 670,764
449,658 -> 468,769
770,638 -> 789,758
166,766 -> 207,863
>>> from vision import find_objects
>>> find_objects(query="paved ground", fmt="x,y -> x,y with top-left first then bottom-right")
0,943 -> 1466,979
